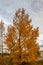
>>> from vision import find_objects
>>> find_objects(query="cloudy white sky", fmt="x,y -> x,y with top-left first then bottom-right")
0,0 -> 43,51
0,0 -> 43,34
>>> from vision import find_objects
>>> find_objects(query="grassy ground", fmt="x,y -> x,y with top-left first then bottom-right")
0,54 -> 43,65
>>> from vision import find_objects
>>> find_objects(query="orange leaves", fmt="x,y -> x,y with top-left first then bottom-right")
0,21 -> 4,29
0,32 -> 2,37
29,44 -> 39,52
0,21 -> 5,31
20,20 -> 32,37
8,26 -> 15,35
10,51 -> 15,59
5,25 -> 16,43
32,27 -> 39,39
5,8 -> 40,62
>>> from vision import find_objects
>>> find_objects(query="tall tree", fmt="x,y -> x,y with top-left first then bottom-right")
5,8 -> 40,63
0,20 -> 5,64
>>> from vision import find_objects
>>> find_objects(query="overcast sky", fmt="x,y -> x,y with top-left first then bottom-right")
0,0 -> 43,34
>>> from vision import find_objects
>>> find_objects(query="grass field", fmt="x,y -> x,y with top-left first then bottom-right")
0,54 -> 43,65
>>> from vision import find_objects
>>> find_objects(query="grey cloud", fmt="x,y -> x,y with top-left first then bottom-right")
30,0 -> 43,13
0,0 -> 43,34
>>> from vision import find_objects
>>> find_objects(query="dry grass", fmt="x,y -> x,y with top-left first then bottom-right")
0,54 -> 43,65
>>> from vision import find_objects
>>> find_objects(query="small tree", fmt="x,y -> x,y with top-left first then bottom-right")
5,8 -> 40,64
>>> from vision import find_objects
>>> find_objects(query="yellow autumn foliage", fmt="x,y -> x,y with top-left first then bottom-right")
5,8 -> 40,63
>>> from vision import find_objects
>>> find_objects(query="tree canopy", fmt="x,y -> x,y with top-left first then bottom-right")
5,8 -> 40,63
